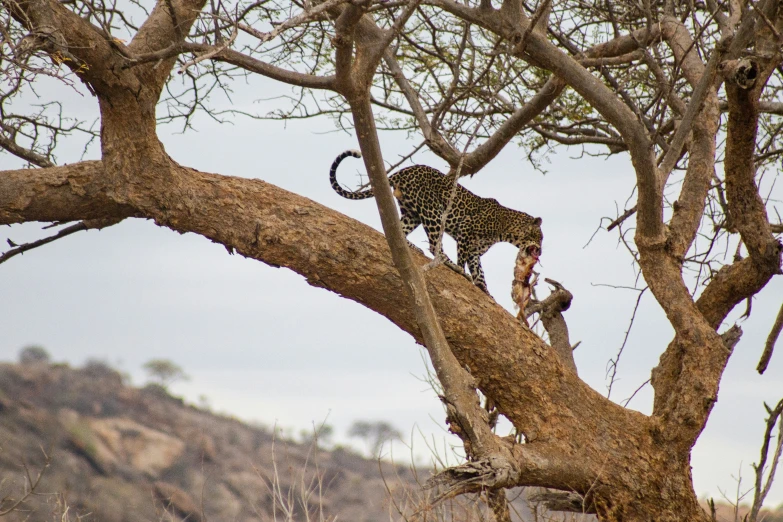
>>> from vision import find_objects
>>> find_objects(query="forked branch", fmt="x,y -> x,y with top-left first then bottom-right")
749,399 -> 783,522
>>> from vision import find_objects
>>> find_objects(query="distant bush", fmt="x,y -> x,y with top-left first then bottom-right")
141,383 -> 184,405
142,382 -> 171,398
142,359 -> 189,389
83,359 -> 122,382
19,345 -> 50,365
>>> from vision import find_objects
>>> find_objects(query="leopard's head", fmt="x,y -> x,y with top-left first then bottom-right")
510,216 -> 543,261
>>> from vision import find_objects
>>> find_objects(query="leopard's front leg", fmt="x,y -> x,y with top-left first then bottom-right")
457,241 -> 489,293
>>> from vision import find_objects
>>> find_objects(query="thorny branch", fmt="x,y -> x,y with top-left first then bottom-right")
0,219 -> 123,265
749,399 -> 783,522
758,302 -> 783,375
606,287 -> 647,399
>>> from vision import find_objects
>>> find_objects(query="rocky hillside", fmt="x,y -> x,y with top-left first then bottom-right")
0,361 -> 421,521
2,361 -> 780,522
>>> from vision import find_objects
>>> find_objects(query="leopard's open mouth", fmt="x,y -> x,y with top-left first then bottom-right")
526,244 -> 541,260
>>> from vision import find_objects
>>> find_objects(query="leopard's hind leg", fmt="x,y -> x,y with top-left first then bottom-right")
399,207 -> 426,255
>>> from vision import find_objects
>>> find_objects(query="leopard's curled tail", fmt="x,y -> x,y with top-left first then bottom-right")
329,150 -> 375,200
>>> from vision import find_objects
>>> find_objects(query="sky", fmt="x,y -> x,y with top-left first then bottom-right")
1,61 -> 782,508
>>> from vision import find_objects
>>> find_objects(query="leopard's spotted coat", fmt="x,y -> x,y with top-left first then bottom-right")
329,150 -> 542,293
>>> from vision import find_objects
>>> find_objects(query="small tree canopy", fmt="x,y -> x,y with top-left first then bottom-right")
142,359 -> 189,388
348,420 -> 402,457
18,345 -> 50,365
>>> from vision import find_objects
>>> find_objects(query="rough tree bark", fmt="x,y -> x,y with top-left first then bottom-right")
1,0 -> 782,519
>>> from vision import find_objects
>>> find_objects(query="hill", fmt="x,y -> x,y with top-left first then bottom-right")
2,360 -> 780,522
0,361 -> 418,521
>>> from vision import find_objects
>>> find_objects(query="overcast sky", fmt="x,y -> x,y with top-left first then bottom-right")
1,67 -> 782,506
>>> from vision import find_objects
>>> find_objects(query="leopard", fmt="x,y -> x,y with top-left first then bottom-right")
329,149 -> 543,293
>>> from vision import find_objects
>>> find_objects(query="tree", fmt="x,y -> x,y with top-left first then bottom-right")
142,359 -> 189,388
348,420 -> 402,457
18,345 -> 50,365
1,0 -> 781,519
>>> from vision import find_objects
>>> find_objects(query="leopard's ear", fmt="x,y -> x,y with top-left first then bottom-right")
533,217 -> 542,226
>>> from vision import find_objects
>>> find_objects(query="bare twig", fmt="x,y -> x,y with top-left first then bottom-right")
607,205 -> 637,232
0,219 -> 122,265
749,399 -> 783,522
178,24 -> 238,73
622,379 -> 651,407
0,132 -> 55,167
607,287 -> 647,399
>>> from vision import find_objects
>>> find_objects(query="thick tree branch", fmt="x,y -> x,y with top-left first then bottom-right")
4,0 -> 124,93
4,0 -> 209,102
660,15 -> 708,88
641,7 -> 781,453
336,0 -> 513,483
583,24 -> 662,59
426,441 -> 589,499
348,94 -> 506,462
696,256 -> 779,328
127,0 -> 211,95
0,160 -> 653,500
332,2 -> 368,95
525,278 -> 576,373
719,101 -> 783,115
657,45 -> 721,185
725,69 -> 781,261
131,0 -> 187,49
199,45 -> 337,89
692,55 -> 782,330
665,90 -> 720,260
0,162 -> 135,223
